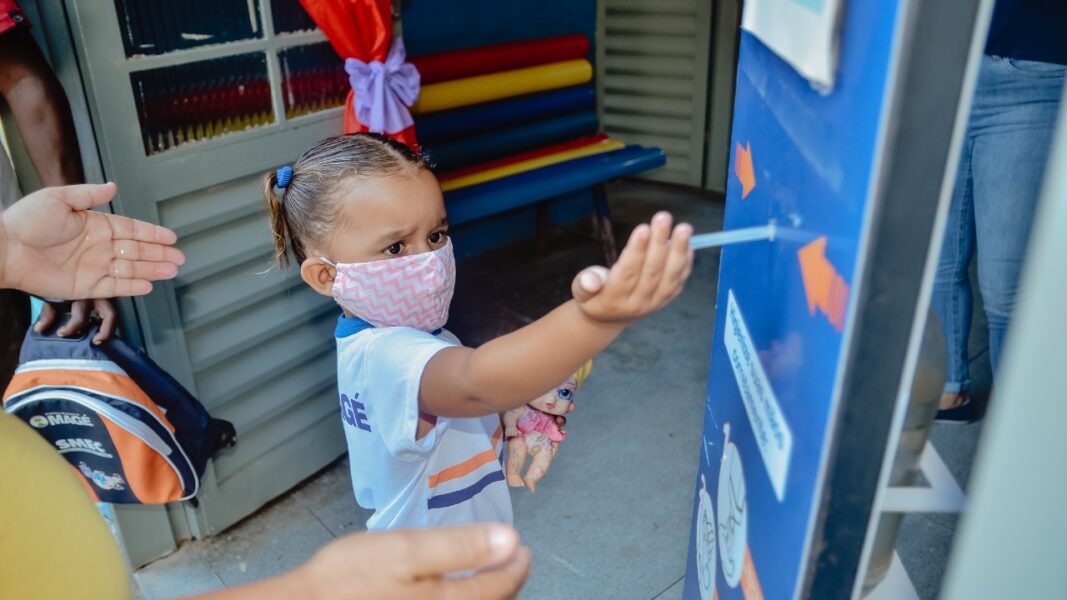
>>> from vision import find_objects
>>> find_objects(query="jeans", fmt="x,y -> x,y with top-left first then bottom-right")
932,54 -> 1065,393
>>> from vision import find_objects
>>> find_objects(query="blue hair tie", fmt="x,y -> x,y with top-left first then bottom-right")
276,166 -> 293,189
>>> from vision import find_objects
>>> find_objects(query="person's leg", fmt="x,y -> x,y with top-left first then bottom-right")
970,57 -> 1065,376
931,132 -> 976,406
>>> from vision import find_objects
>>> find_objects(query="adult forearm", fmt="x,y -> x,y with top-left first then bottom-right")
0,29 -> 84,186
7,75 -> 84,186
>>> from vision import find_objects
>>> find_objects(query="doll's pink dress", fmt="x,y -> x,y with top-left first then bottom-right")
516,406 -> 565,444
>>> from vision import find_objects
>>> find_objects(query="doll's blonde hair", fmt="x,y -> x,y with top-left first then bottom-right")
573,360 -> 594,389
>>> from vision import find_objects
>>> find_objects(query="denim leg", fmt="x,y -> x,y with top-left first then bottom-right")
970,57 -> 1065,376
931,138 -> 976,393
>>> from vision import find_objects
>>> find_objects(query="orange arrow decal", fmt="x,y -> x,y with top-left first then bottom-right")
734,141 -> 756,199
741,546 -> 765,600
797,236 -> 849,332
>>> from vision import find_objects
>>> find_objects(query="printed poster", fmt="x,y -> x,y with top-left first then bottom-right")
741,0 -> 845,89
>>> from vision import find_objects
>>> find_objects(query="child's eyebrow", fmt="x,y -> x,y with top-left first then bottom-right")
375,229 -> 409,245
375,219 -> 448,245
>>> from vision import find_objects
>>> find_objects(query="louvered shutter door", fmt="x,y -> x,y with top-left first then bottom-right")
61,0 -> 349,564
599,0 -> 713,187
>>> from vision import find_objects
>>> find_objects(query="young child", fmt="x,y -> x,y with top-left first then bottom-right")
263,133 -> 693,531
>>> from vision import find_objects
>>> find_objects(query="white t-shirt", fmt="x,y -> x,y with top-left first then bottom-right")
334,316 -> 512,531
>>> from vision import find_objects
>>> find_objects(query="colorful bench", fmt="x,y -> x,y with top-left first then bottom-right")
409,35 -> 666,264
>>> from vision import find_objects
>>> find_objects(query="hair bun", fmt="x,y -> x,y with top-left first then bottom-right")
276,166 -> 294,189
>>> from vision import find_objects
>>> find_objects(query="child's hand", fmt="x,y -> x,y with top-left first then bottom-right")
571,211 -> 693,325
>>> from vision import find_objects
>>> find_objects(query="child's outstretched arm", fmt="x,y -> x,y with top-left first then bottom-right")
421,212 -> 693,417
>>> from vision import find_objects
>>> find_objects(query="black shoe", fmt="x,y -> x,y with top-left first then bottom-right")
934,393 -> 975,424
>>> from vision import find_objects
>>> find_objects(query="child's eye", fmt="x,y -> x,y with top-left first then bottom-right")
557,388 -> 573,400
428,231 -> 448,245
385,242 -> 404,256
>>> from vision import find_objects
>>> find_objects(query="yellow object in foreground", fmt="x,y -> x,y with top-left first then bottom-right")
440,139 -> 627,192
0,413 -> 130,599
414,59 -> 594,114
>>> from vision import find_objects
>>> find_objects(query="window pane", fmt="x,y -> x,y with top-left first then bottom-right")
115,0 -> 264,57
131,53 -> 274,156
279,43 -> 348,119
271,0 -> 318,34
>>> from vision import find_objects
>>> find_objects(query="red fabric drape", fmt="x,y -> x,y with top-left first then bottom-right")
298,0 -> 418,146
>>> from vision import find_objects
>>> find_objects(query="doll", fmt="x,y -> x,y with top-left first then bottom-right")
504,360 -> 593,492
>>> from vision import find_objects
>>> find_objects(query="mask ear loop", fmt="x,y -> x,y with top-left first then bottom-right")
319,258 -> 339,284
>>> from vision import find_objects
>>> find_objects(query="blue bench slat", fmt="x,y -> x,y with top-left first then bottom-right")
416,86 -> 596,146
444,145 -> 666,226
423,110 -> 599,172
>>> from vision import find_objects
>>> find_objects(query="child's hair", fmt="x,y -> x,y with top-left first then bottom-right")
263,133 -> 430,269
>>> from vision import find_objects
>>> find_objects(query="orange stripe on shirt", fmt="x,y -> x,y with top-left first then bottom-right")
427,426 -> 503,488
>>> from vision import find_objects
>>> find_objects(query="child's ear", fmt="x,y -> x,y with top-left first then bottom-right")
300,258 -> 336,297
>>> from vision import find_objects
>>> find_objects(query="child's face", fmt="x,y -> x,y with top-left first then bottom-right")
324,168 -> 448,264
301,168 -> 449,299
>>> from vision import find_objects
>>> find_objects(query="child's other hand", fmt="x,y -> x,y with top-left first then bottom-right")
571,211 -> 693,325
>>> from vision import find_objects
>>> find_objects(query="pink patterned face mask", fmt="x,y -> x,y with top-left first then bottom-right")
323,240 -> 456,332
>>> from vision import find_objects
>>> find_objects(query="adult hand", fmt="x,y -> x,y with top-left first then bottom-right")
35,298 -> 117,345
301,524 -> 530,600
0,183 -> 184,299
193,524 -> 531,600
572,211 -> 693,325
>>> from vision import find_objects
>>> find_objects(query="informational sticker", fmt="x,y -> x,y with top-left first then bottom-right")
740,0 -> 843,89
695,474 -> 718,600
724,291 -> 793,501
717,425 -> 748,589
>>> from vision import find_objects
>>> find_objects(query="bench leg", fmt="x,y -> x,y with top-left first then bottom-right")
593,184 -> 618,266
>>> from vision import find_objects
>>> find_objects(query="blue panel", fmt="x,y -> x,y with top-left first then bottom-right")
416,86 -> 597,145
423,111 -> 599,172
682,0 -> 904,599
401,0 -> 596,57
444,146 -> 665,225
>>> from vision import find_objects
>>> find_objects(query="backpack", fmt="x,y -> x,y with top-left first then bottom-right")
2,323 -> 236,504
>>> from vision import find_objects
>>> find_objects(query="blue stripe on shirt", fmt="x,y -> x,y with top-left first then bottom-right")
427,469 -> 505,510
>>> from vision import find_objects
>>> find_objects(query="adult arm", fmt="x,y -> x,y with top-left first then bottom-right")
0,27 -> 84,186
189,524 -> 531,600
0,26 -> 121,342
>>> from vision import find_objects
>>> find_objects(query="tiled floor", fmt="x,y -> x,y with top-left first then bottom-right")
134,180 -> 987,599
